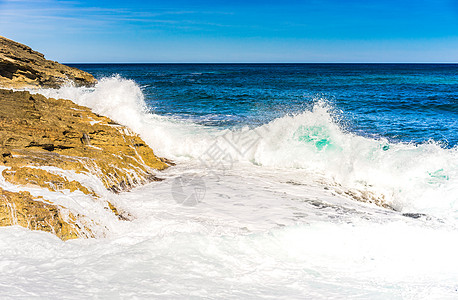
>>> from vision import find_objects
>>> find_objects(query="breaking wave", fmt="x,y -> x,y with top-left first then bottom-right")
30,76 -> 458,218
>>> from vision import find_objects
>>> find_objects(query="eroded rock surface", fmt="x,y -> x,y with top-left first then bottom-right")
0,90 -> 168,190
0,89 -> 169,238
0,187 -> 88,240
0,37 -> 170,239
0,36 -> 97,88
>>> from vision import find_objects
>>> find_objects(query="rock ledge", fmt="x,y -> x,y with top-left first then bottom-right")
0,37 -> 169,239
0,36 -> 97,88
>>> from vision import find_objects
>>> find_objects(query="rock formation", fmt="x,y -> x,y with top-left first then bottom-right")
0,187 -> 86,240
0,36 -> 97,88
0,37 -> 170,239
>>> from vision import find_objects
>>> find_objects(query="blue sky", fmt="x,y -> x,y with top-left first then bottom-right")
0,0 -> 457,62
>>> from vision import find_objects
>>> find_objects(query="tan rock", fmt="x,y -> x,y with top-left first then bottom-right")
0,36 -> 97,88
0,37 -> 171,240
0,89 -> 169,194
2,167 -> 94,195
0,187 -> 89,240
0,89 -> 169,238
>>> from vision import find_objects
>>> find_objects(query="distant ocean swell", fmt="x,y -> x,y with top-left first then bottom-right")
30,76 -> 458,220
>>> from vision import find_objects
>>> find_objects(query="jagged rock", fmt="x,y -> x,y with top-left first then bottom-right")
0,89 -> 169,191
2,167 -> 94,195
0,89 -> 169,238
0,187 -> 89,240
0,36 -> 97,88
0,37 -> 171,239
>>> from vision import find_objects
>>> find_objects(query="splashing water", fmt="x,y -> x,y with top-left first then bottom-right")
4,63 -> 458,298
31,76 -> 458,218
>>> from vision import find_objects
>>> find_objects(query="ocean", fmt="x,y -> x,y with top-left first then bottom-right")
2,63 -> 458,299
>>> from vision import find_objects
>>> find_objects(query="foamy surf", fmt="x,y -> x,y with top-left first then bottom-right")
1,74 -> 455,299
28,76 -> 458,220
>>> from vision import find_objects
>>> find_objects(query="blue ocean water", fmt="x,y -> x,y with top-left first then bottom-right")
70,63 -> 458,147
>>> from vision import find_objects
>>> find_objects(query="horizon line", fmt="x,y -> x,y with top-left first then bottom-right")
64,62 -> 458,64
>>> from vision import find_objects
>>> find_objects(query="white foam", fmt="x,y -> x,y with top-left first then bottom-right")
24,77 -> 458,219
2,76 -> 457,298
0,216 -> 457,298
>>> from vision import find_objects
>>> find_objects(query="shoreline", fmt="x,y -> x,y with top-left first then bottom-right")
0,36 -> 170,239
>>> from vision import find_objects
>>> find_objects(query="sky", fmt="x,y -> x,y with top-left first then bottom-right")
0,0 -> 458,62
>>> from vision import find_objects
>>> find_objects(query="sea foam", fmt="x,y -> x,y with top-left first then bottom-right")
1,75 -> 456,299
30,76 -> 458,220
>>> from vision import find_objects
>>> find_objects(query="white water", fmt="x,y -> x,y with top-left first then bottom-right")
1,77 -> 457,298
32,77 -> 458,218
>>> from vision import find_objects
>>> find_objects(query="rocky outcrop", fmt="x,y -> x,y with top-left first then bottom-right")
0,37 -> 170,239
0,187 -> 88,240
0,36 -> 97,88
0,90 -> 168,191
0,89 -> 170,238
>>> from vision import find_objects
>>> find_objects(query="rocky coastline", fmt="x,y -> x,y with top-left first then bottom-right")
0,36 -> 170,240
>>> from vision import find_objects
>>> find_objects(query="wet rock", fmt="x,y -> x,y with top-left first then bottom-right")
0,37 -> 171,239
0,89 -> 169,191
0,89 -> 170,238
0,187 -> 89,240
